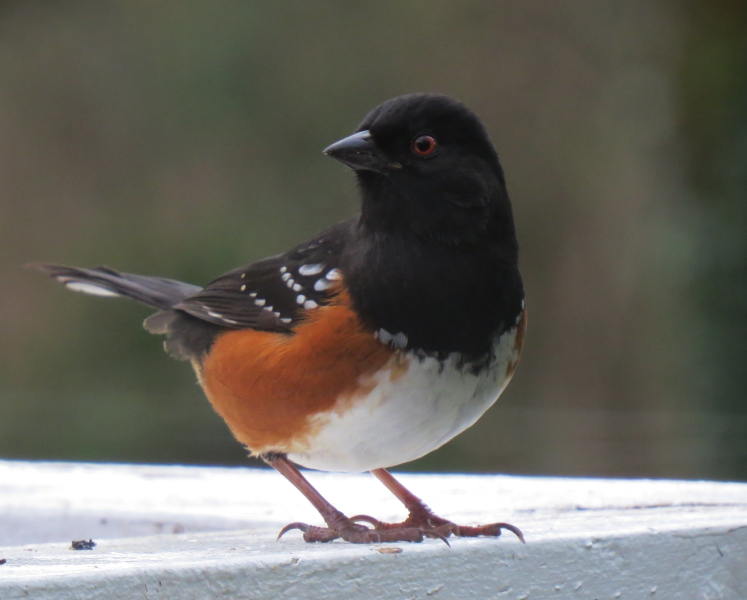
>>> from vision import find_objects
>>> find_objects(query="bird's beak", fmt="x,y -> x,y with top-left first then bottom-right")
323,130 -> 394,173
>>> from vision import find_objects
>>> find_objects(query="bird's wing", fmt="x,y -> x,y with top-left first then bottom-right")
172,218 -> 355,333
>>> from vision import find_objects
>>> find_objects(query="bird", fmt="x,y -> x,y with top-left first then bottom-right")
31,93 -> 526,545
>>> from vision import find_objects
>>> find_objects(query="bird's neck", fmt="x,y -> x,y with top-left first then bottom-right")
356,173 -> 519,257
342,226 -> 523,362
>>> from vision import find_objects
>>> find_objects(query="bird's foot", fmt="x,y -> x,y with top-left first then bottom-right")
350,504 -> 524,543
277,512 -> 449,545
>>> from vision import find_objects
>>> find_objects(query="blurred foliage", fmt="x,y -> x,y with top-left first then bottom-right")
0,1 -> 744,479
680,0 -> 747,472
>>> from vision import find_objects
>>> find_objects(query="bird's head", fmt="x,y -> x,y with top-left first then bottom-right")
324,93 -> 515,250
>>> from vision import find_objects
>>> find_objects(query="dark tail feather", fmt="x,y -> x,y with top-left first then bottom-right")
28,264 -> 201,310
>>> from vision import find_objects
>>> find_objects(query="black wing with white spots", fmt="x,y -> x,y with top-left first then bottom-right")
172,218 -> 354,332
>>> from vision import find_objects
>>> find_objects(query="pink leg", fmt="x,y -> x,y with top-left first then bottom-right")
263,454 -> 447,544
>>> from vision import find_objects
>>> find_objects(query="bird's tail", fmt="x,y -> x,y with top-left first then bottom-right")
28,264 -> 201,310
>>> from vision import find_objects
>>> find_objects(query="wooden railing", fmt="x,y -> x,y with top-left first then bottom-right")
1,461 -> 745,599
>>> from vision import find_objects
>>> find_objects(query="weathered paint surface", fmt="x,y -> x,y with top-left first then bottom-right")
1,461 -> 746,599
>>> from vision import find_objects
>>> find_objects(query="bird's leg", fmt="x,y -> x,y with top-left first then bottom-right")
350,468 -> 524,543
263,453 -> 447,544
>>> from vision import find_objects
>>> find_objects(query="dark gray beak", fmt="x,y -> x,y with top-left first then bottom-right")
323,130 -> 393,173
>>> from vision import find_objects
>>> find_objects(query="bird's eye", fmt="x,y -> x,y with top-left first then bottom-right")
411,135 -> 437,156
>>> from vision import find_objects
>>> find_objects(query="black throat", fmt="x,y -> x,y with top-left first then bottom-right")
342,215 -> 523,363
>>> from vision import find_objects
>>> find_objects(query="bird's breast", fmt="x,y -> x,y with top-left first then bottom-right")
290,309 -> 525,472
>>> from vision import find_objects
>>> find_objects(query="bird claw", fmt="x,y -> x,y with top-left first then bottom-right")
277,521 -> 341,543
349,514 -> 382,527
277,517 -> 450,545
457,521 -> 525,543
350,511 -> 524,543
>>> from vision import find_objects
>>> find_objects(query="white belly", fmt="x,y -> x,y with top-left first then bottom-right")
288,322 -> 522,473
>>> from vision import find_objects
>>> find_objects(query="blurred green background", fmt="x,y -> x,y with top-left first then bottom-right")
1,1 -> 745,479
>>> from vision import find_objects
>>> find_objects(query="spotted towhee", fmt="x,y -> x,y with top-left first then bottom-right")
32,93 -> 526,544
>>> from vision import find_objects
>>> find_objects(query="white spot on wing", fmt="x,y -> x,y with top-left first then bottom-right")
254,298 -> 266,307
240,284 -> 247,291
208,311 -> 238,325
286,278 -> 295,288
280,317 -> 292,324
314,278 -> 334,291
296,294 -> 306,304
326,268 -> 342,281
280,266 -> 288,273
292,283 -> 302,292
304,300 -> 318,310
250,292 -> 257,298
282,273 -> 291,282
298,264 -> 324,276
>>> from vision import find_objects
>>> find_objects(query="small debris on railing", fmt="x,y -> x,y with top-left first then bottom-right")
71,539 -> 97,550
375,547 -> 403,554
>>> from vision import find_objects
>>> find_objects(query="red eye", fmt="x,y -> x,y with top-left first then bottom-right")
412,135 -> 437,156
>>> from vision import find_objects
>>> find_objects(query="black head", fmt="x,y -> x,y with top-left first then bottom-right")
325,93 -> 516,252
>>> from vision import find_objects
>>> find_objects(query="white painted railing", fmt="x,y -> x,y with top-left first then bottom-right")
0,460 -> 746,599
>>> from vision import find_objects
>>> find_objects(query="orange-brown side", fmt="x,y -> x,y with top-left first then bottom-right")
199,293 -> 395,455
